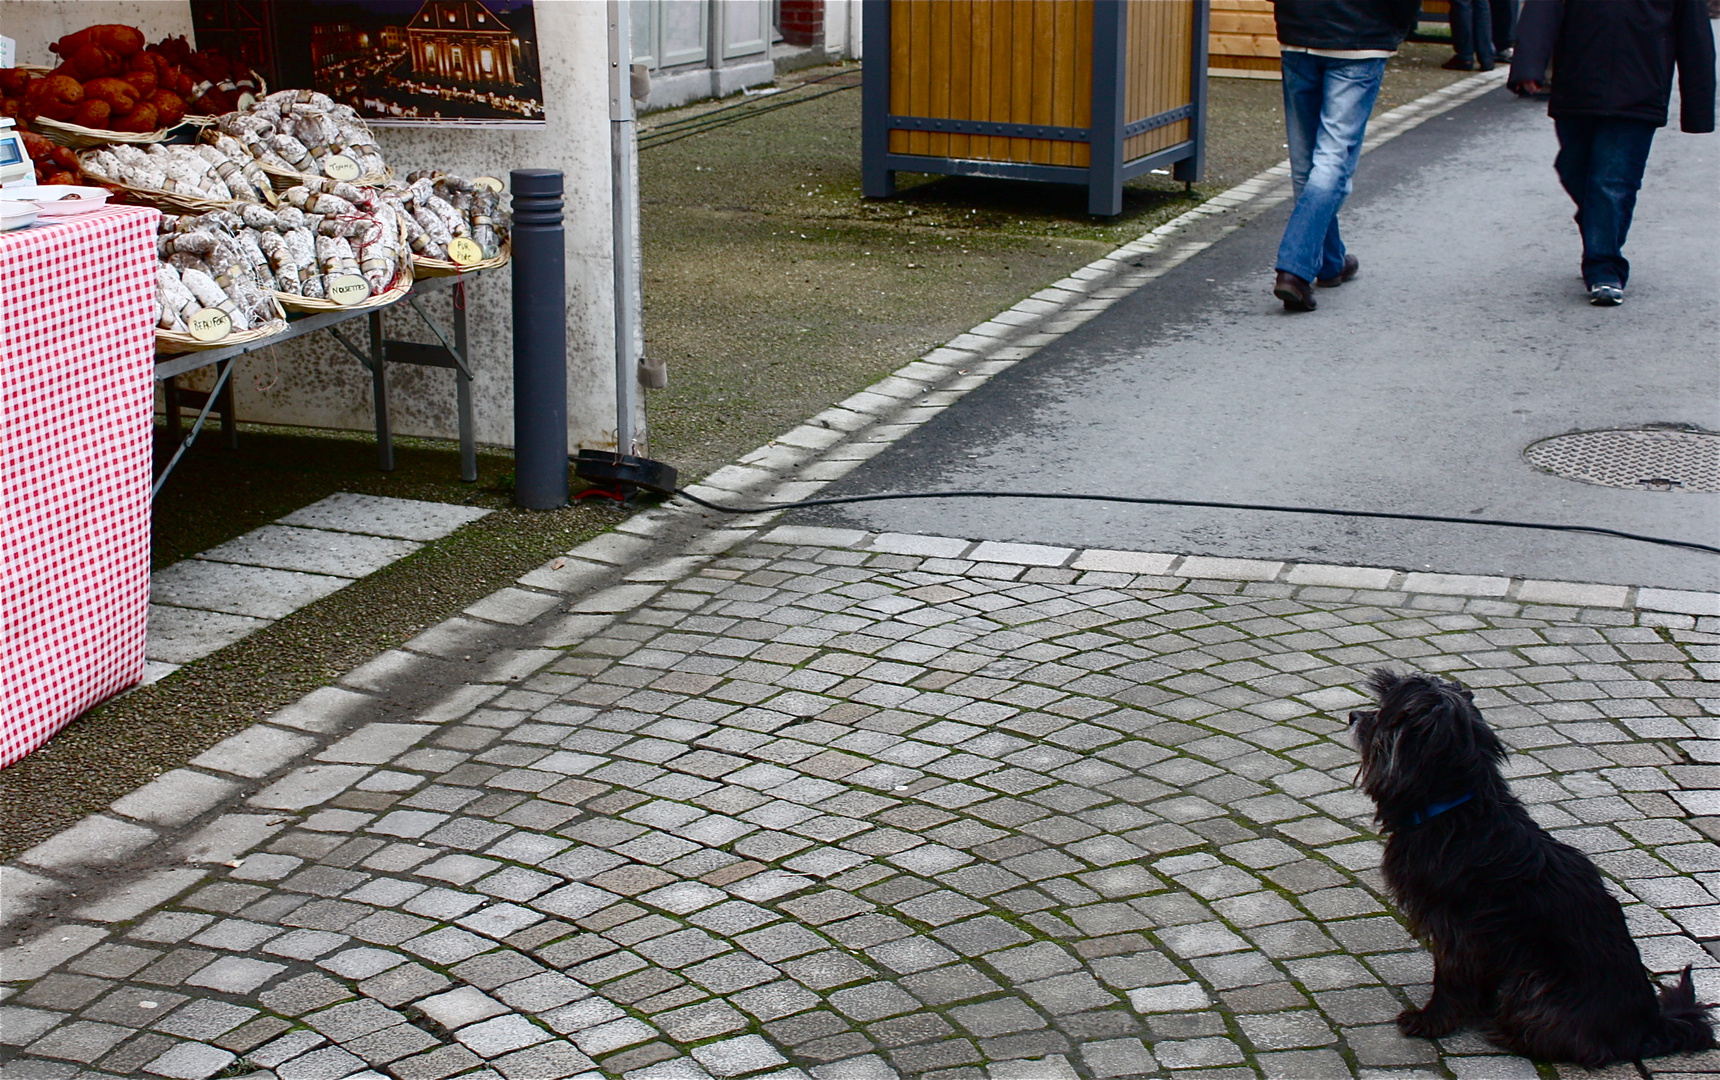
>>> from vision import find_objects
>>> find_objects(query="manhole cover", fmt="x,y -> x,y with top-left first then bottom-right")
1525,429 -> 1720,492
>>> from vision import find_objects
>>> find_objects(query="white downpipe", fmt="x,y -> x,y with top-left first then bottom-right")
608,0 -> 644,454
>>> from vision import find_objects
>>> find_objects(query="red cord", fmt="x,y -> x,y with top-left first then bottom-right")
573,486 -> 628,503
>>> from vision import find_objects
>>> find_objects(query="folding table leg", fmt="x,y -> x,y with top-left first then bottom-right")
217,359 -> 238,450
454,289 -> 476,482
163,377 -> 183,446
369,310 -> 394,471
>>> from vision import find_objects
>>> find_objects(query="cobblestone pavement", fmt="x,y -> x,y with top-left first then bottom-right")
4,526 -> 1717,1080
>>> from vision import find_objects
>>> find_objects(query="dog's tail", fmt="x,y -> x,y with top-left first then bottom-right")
1637,967 -> 1718,1059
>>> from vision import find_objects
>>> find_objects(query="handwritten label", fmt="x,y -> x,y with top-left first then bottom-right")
187,307 -> 232,342
472,176 -> 504,193
323,154 -> 361,182
446,237 -> 484,266
326,273 -> 371,306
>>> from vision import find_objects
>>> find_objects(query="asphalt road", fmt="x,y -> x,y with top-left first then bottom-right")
796,85 -> 1720,592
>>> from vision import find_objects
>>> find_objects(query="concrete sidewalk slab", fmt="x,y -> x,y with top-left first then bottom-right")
144,495 -> 493,682
195,526 -> 422,580
278,494 -> 492,542
150,562 -> 352,622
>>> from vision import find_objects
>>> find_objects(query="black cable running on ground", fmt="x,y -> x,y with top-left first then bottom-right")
640,67 -> 858,137
638,71 -> 861,152
668,488 -> 1720,556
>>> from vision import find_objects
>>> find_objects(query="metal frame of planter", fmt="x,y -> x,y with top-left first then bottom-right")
862,0 -> 1209,216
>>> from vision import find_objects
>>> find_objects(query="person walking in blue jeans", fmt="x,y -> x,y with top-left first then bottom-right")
1508,0 -> 1715,306
1271,0 -> 1422,312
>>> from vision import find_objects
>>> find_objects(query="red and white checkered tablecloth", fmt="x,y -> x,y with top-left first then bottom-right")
1,205 -> 160,768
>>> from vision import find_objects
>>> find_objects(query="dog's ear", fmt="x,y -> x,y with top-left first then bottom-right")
1358,672 -> 1506,816
1365,667 -> 1403,702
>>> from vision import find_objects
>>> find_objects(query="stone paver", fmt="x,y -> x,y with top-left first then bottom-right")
6,526 -> 1716,1079
149,562 -> 353,622
278,493 -> 491,542
145,494 -> 491,675
195,525 -> 423,579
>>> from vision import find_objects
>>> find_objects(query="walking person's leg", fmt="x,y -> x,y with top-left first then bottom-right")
1472,0 -> 1495,69
1491,0 -> 1518,58
1566,118 -> 1657,301
1274,56 -> 1387,310
1280,50 -> 1325,203
1446,0 -> 1479,69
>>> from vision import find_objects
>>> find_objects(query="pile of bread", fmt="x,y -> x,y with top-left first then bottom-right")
3,25 -> 190,132
0,24 -> 264,135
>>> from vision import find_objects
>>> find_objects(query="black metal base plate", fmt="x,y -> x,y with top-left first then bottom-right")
573,449 -> 679,495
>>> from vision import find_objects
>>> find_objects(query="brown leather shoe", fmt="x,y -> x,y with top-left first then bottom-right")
1316,254 -> 1360,288
1274,270 -> 1316,312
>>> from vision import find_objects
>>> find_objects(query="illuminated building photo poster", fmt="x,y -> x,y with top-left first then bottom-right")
307,0 -> 544,126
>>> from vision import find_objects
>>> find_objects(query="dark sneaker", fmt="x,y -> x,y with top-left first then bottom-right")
1587,283 -> 1624,306
1316,254 -> 1360,288
1274,271 -> 1317,312
1442,56 -> 1476,70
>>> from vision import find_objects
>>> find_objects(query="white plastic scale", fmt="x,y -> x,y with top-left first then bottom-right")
0,117 -> 114,230
0,118 -> 40,231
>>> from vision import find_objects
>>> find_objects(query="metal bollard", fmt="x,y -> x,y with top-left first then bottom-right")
510,169 -> 569,509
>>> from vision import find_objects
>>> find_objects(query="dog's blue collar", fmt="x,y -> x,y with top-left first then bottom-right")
1404,790 -> 1474,828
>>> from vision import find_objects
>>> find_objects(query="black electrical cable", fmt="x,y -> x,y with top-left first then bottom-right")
639,86 -> 858,150
638,82 -> 860,151
639,67 -> 859,139
667,487 -> 1720,556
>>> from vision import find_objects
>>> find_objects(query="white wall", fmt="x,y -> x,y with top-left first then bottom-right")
0,1 -> 194,63
2,0 -> 626,454
823,0 -> 863,59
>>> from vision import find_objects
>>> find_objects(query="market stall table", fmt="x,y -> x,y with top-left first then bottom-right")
152,271 -> 489,494
1,204 -> 159,768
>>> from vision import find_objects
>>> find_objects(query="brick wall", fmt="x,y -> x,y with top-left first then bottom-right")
779,0 -> 824,46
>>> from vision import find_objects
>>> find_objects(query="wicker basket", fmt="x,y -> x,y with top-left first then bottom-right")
76,149 -> 278,214
33,113 -> 170,150
203,105 -> 389,191
272,266 -> 412,314
184,73 -> 268,127
414,242 -> 510,279
256,158 -> 390,193
156,294 -> 289,355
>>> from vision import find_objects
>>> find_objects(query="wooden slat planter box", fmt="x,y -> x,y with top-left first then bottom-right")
1207,2 -> 1453,81
861,0 -> 1208,216
1209,0 -> 1279,79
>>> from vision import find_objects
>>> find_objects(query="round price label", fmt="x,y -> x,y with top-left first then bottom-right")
472,176 -> 504,193
187,307 -> 233,342
323,154 -> 361,182
326,273 -> 371,306
447,237 -> 484,266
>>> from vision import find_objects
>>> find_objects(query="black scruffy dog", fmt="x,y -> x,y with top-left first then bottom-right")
1349,669 -> 1716,1066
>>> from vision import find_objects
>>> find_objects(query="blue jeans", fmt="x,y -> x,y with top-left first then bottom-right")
1553,116 -> 1657,287
1275,52 -> 1388,283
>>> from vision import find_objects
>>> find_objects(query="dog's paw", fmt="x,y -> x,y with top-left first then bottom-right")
1397,1007 -> 1458,1038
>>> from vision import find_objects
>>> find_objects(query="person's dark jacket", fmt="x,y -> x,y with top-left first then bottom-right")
1273,0 -> 1422,51
1509,0 -> 1716,132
